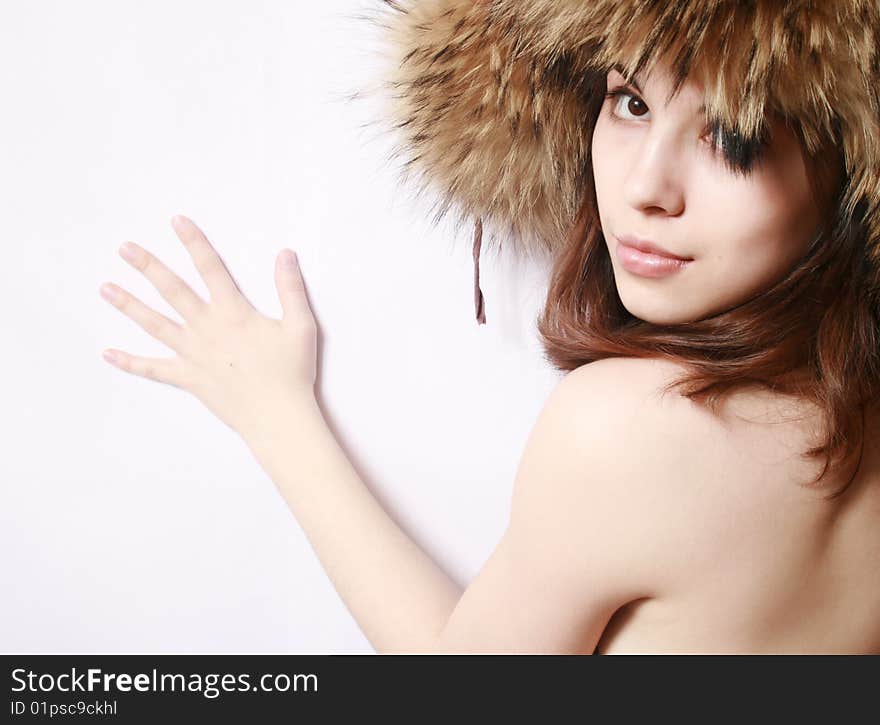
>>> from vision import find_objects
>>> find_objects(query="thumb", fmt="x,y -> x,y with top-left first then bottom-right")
275,249 -> 312,324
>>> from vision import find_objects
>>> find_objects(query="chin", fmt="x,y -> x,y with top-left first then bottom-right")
626,308 -> 696,325
610,264 -> 707,325
617,292 -> 703,325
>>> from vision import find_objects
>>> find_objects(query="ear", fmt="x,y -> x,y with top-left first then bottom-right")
274,249 -> 312,325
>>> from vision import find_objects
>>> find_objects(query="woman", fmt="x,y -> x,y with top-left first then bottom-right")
99,1 -> 880,653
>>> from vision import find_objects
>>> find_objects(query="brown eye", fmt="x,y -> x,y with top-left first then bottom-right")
604,89 -> 649,119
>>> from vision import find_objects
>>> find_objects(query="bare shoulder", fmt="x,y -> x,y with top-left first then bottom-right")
549,356 -> 725,463
508,357 -> 711,600
432,356 -> 833,653
510,356 -> 823,599
562,355 -> 827,492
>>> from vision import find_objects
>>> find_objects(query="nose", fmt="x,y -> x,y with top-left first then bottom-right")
621,125 -> 686,216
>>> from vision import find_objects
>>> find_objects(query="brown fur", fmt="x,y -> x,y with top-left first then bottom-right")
362,0 -> 880,292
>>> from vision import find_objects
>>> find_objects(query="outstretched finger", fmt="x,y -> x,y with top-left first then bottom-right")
118,241 -> 207,323
171,215 -> 246,306
102,348 -> 188,390
275,249 -> 314,326
100,282 -> 189,355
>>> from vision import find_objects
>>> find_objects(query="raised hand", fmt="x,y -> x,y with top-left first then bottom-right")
99,215 -> 318,439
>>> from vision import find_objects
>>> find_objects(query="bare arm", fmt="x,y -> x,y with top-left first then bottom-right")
244,396 -> 462,653
245,358 -> 697,653
101,217 -> 701,653
101,215 -> 462,653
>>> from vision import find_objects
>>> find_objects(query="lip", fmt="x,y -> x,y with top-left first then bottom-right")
616,234 -> 693,260
614,234 -> 694,278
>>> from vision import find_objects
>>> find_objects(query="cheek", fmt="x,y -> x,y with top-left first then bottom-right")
702,216 -> 811,298
697,167 -> 816,274
591,122 -> 608,191
714,149 -> 818,271
591,119 -> 628,216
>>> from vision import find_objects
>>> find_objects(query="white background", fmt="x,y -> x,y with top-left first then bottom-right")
0,0 -> 561,653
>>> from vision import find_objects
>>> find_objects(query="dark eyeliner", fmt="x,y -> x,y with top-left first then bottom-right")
603,86 -> 642,117
603,87 -> 634,101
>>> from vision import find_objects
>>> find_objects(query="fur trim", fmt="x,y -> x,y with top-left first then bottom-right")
365,0 -> 880,288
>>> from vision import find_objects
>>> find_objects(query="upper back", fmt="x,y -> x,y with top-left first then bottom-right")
584,356 -> 880,653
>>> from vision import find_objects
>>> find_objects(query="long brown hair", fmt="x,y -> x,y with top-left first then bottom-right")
536,101 -> 880,499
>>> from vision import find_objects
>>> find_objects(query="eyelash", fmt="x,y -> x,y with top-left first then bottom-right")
602,87 -> 724,153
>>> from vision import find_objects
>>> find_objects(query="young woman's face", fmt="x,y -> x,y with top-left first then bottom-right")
591,62 -> 824,325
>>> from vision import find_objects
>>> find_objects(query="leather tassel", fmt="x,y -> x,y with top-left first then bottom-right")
473,217 -> 486,325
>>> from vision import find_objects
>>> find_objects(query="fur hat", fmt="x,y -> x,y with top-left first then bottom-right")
365,0 -> 880,324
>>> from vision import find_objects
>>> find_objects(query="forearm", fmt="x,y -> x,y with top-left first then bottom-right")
242,396 -> 463,653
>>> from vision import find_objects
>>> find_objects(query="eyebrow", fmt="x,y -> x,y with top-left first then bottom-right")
611,63 -> 644,93
610,63 -> 707,114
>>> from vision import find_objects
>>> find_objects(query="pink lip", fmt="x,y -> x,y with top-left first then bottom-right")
614,235 -> 693,278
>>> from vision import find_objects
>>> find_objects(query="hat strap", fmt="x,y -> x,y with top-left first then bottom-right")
473,217 -> 486,325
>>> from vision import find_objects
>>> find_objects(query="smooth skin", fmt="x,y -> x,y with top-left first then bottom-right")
588,59 -> 880,651
101,215 -> 672,652
593,63 -> 826,325
101,75 -> 880,655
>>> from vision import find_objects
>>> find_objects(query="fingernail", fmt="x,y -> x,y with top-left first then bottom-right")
100,283 -> 120,302
119,242 -> 138,262
281,250 -> 298,268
